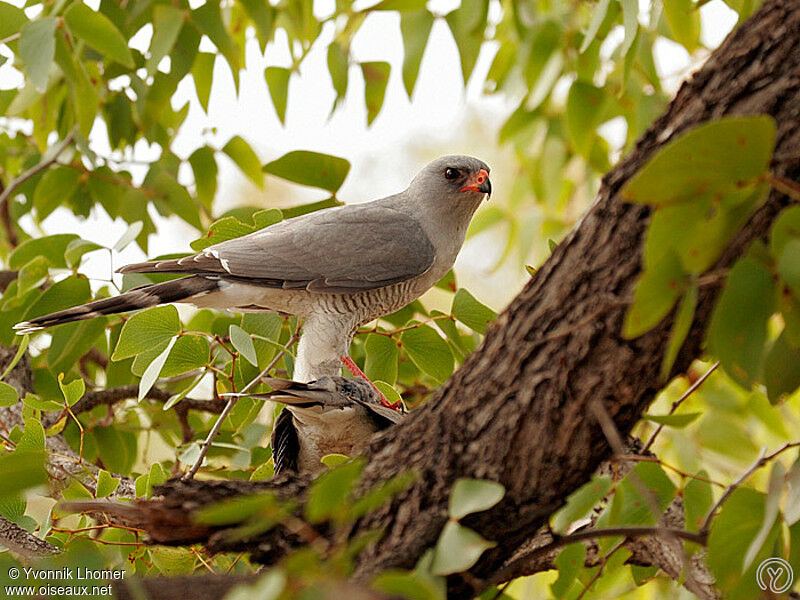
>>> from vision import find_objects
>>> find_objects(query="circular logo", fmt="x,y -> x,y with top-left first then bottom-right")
756,557 -> 794,594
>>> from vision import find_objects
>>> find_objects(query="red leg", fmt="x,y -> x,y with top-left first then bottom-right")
340,356 -> 402,410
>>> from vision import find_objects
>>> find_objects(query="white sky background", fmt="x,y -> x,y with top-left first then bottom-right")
1,0 -> 739,309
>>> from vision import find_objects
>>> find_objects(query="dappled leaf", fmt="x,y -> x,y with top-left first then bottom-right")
707,253 -> 775,387
113,306 -> 181,361
621,116 -> 775,205
401,324 -> 453,383
64,3 -> 134,68
448,478 -> 505,520
431,521 -> 495,575
623,250 -> 687,338
263,150 -> 350,192
361,62 -> 390,126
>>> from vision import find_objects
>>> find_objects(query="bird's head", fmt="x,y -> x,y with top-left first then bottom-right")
411,155 -> 492,204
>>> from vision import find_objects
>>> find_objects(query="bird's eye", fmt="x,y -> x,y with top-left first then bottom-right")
444,168 -> 460,180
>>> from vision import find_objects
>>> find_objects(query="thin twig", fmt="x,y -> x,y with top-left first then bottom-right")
700,442 -> 800,534
643,362 -> 719,452
183,331 -> 300,480
575,540 -> 626,600
0,131 -> 76,209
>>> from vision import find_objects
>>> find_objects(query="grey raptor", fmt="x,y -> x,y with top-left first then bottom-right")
15,155 -> 491,397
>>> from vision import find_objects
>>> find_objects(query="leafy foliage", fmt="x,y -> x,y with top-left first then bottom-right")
0,0 -> 798,597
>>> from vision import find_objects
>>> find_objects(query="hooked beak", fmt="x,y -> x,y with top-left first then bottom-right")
460,169 -> 492,198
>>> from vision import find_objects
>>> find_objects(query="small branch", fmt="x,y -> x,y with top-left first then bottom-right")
492,526 -> 705,585
642,362 -> 719,452
183,330 -> 301,480
0,131 -> 76,211
767,173 -> 800,201
700,442 -> 800,533
67,385 -> 225,418
0,515 -> 60,559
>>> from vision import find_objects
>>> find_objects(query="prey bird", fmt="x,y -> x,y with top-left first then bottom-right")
224,376 -> 404,474
15,155 -> 491,406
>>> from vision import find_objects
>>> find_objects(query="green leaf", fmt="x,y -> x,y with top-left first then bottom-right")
327,42 -> 348,109
431,521 -> 495,575
230,324 -> 258,367
372,570 -> 442,600
364,334 -> 399,385
264,67 -> 290,125
452,289 -> 496,334
0,452 -> 47,499
623,250 -> 687,338
95,470 -> 120,498
320,454 -> 350,468
770,205 -> 800,258
112,306 -> 181,361
373,381 -> 403,407
58,374 -> 85,407
147,5 -> 185,75
263,150 -> 350,193
150,170 -> 202,230
189,147 -> 218,209
743,461 -> 783,571
645,184 -> 769,275
683,471 -> 713,532
192,0 -> 240,88
33,167 -> 81,221
621,116 -> 776,206
64,3 -> 134,68
786,457 -> 800,526
778,238 -> 800,298
566,81 -> 608,157
0,337 -> 28,381
0,2 -> 27,40
763,332 -> 800,404
660,281 -> 697,379
707,488 -> 780,599
663,0 -> 701,53
371,0 -> 427,9
17,417 -> 45,453
361,61 -> 390,126
65,239 -> 105,269
580,0 -> 611,53
22,393 -> 62,412
401,324 -> 454,383
17,256 -> 49,296
400,11 -> 433,98
238,0 -> 275,51
113,221 -> 144,253
0,382 -> 18,407
49,318 -> 107,376
222,136 -> 263,189
707,253 -> 775,387
552,475 -> 612,531
305,459 -> 365,523
139,337 -> 177,401
619,0 -> 638,56
20,17 -> 57,92
641,411 -> 701,427
551,543 -> 586,598
191,52 -> 215,113
448,478 -> 505,520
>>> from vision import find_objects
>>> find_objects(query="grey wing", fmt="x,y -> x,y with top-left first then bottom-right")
271,409 -> 299,475
119,204 -> 436,294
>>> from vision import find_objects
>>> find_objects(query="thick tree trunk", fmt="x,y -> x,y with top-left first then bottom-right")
41,0 -> 800,595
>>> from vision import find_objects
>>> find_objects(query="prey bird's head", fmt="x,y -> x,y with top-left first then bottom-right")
410,155 -> 492,205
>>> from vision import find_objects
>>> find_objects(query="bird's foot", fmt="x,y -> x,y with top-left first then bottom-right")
340,355 -> 403,411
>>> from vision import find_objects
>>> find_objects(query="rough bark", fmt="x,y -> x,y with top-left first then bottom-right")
0,515 -> 59,559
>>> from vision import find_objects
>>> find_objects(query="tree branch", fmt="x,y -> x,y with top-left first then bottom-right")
0,515 -> 59,559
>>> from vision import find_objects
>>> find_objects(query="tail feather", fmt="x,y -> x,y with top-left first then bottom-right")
14,276 -> 219,334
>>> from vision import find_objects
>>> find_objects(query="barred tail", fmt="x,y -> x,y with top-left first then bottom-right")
14,276 -> 220,334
